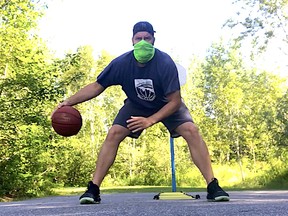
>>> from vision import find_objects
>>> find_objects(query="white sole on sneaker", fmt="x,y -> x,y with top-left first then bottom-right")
213,196 -> 230,202
79,197 -> 100,204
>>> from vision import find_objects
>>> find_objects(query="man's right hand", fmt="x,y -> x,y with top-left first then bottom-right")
51,82 -> 105,118
57,100 -> 70,109
51,100 -> 71,118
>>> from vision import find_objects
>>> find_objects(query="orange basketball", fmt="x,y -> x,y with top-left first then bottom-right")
51,106 -> 82,137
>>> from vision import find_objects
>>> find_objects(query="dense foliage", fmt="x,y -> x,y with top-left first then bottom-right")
0,0 -> 287,198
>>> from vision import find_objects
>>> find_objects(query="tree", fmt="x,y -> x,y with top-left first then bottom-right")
0,0 -> 63,197
225,0 -> 288,53
274,89 -> 288,147
198,38 -> 288,181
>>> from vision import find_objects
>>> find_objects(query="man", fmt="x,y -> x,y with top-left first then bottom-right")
56,21 -> 229,204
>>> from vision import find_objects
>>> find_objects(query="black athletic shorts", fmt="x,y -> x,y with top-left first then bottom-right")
113,99 -> 193,139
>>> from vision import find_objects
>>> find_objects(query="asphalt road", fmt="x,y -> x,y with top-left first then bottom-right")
0,191 -> 287,216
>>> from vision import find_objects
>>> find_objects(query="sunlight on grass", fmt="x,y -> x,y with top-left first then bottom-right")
52,185 -> 205,196
52,187 -> 86,196
52,160 -> 288,197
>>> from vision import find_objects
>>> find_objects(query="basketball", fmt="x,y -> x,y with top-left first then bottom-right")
51,106 -> 82,137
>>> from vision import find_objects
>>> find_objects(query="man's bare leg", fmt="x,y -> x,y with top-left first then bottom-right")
92,125 -> 130,187
79,125 -> 130,204
175,122 -> 214,184
175,122 -> 229,201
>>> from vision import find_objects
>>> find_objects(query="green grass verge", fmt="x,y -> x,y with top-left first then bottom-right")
2,184 -> 286,202
52,186 -> 207,196
52,184 -> 288,197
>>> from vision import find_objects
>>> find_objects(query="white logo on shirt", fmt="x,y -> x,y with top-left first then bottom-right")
134,79 -> 156,101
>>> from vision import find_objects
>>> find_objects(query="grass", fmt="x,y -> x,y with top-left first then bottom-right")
1,184 -> 286,202
52,185 -> 207,197
51,185 -> 288,198
52,178 -> 288,197
2,160 -> 287,201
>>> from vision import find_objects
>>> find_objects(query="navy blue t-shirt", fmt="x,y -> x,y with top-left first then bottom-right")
97,48 -> 180,109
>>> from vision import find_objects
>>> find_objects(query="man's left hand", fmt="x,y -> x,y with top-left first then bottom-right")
126,116 -> 153,133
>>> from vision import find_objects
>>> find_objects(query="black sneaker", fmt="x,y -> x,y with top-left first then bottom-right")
207,178 -> 230,201
79,181 -> 101,204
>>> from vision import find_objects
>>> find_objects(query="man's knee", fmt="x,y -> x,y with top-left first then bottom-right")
177,122 -> 200,137
106,125 -> 130,142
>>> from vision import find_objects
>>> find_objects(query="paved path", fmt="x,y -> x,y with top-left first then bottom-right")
0,191 -> 287,216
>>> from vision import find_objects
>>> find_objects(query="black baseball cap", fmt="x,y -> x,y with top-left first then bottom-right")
133,21 -> 156,36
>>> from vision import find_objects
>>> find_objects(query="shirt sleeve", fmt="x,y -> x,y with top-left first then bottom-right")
161,60 -> 180,96
96,60 -> 120,88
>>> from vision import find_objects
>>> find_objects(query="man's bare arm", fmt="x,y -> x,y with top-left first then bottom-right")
58,82 -> 105,107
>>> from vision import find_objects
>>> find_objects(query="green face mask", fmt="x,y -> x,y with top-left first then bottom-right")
133,40 -> 155,63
